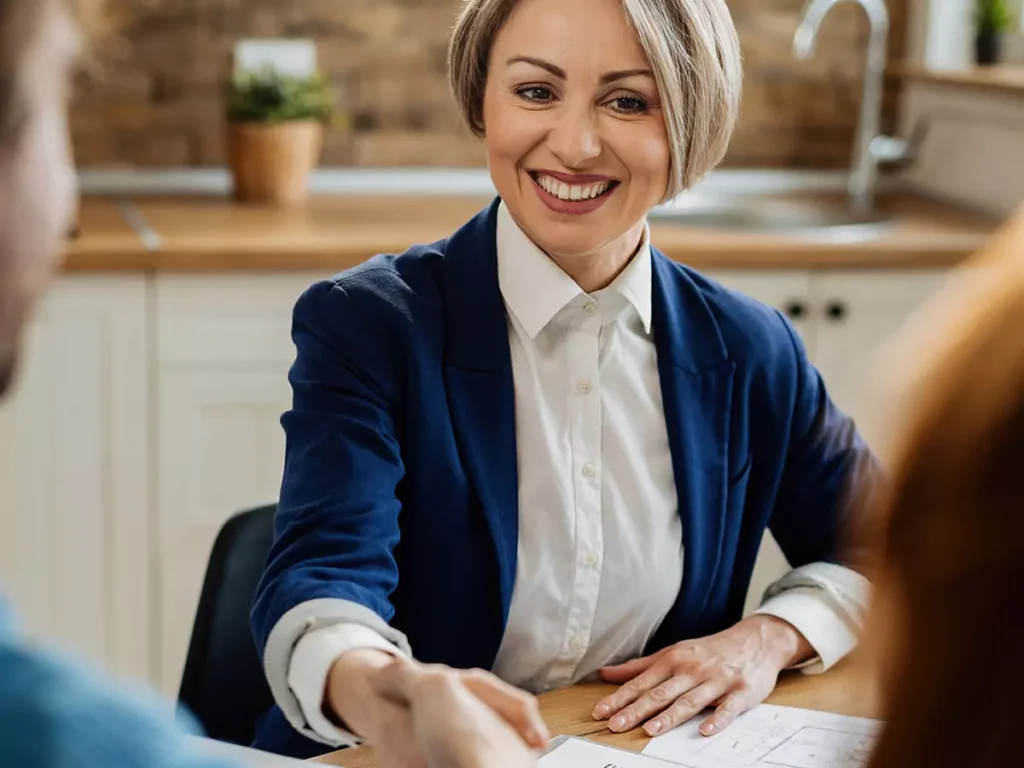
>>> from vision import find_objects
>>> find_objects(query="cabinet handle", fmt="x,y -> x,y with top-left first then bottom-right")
784,301 -> 807,320
825,300 -> 849,322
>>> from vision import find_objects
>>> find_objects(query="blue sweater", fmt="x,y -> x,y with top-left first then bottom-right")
0,602 -> 231,768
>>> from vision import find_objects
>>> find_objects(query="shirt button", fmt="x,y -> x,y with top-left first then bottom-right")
569,635 -> 583,649
584,551 -> 600,567
582,463 -> 596,478
584,303 -> 598,316
578,380 -> 592,395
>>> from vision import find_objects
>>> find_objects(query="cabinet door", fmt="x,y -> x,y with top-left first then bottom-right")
702,270 -> 815,349
812,271 -> 948,452
156,368 -> 292,693
0,277 -> 151,682
694,271 -> 816,614
154,274 -> 320,694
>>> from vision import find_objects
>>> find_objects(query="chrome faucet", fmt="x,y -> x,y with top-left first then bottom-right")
794,0 -> 925,215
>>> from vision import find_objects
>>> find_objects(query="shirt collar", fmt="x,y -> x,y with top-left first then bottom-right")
496,201 -> 653,339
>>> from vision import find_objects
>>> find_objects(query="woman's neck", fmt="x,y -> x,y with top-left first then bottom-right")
547,221 -> 647,294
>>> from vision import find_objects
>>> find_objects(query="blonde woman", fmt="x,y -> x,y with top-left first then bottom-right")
253,0 -> 878,761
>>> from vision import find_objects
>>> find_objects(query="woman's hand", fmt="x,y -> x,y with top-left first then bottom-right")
369,659 -> 546,768
592,616 -> 813,738
327,651 -> 548,768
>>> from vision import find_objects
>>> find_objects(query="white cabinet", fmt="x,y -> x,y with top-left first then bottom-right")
706,269 -> 948,614
153,274 -> 322,693
811,271 -> 949,450
0,277 -> 151,682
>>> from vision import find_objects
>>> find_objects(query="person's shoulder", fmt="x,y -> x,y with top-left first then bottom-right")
308,239 -> 447,314
667,259 -> 797,357
294,239 -> 451,344
0,635 -> 220,768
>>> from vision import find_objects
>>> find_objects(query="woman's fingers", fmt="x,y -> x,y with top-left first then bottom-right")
461,670 -> 550,749
698,689 -> 757,736
598,654 -> 657,684
641,681 -> 729,736
593,662 -> 676,724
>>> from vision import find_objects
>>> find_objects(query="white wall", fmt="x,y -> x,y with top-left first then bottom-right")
900,0 -> 1024,217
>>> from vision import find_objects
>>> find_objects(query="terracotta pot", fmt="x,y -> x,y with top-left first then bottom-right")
227,120 -> 324,206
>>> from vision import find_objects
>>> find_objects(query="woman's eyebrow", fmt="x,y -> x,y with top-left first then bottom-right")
506,56 -> 566,78
599,68 -> 654,84
505,56 -> 653,85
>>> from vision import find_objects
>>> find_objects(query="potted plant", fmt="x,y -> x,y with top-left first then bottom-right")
976,0 -> 1014,65
225,68 -> 336,206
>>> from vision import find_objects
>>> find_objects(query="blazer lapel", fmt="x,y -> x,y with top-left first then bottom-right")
651,252 -> 736,632
441,199 -> 519,622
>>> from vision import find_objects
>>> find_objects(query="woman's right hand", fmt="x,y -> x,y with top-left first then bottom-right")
327,651 -> 547,768
369,659 -> 545,768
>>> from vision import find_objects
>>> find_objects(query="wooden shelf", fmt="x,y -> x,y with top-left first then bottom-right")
891,62 -> 1024,95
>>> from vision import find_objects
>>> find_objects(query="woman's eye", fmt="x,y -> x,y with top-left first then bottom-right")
515,86 -> 555,104
608,95 -> 649,114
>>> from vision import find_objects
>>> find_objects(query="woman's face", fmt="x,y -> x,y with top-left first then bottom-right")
482,0 -> 670,262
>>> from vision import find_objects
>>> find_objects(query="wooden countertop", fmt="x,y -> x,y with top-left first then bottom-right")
66,197 -> 148,261
63,193 -> 997,273
313,659 -> 879,766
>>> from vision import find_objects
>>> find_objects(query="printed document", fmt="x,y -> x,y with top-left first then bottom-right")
641,704 -> 882,768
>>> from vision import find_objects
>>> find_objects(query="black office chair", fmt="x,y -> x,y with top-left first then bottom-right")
179,504 -> 277,746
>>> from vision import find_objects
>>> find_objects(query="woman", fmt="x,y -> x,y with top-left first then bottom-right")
251,0 -> 877,759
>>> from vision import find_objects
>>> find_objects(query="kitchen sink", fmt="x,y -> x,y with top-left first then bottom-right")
649,196 -> 896,240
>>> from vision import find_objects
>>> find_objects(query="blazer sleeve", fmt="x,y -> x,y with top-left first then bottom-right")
766,310 -> 879,571
251,276 -> 413,708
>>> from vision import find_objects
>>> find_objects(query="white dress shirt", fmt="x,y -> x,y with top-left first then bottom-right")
272,203 -> 870,747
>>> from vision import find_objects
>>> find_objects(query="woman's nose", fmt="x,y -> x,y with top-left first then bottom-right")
547,107 -> 602,169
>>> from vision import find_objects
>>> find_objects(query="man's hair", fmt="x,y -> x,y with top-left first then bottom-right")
0,0 -> 51,142
0,0 -> 99,143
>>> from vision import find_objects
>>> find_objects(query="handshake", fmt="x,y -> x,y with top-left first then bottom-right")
331,652 -> 549,768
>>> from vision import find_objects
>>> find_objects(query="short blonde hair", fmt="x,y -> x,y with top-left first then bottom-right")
448,0 -> 743,199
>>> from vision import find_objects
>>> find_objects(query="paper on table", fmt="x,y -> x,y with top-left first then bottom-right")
642,704 -> 882,768
542,737 -> 681,768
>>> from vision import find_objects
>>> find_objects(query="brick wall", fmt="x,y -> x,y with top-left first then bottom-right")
71,0 -> 907,169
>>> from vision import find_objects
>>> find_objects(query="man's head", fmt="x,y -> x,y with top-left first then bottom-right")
0,0 -> 79,397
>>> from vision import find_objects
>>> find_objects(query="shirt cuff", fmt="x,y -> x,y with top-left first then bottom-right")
288,623 -> 408,747
262,598 -> 413,747
757,588 -> 859,675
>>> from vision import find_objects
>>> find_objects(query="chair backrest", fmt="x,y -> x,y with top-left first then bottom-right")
179,504 -> 277,746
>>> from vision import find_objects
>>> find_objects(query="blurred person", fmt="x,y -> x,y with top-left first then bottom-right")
863,212 -> 1024,768
252,0 -> 878,759
0,1 -> 540,767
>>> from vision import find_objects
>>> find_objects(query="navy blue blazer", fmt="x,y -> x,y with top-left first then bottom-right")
251,199 -> 875,758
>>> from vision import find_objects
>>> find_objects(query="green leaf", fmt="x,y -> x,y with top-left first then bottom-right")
226,67 -> 338,125
976,0 -> 1015,32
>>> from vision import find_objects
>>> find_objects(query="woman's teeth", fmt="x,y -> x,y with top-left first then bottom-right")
534,174 -> 612,202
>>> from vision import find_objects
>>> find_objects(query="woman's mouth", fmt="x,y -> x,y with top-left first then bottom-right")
528,172 -> 619,215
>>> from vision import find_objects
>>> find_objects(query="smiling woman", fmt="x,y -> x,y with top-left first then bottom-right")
451,0 -> 741,289
250,0 -> 878,762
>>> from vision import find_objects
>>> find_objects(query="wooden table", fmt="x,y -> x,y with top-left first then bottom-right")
314,659 -> 879,766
